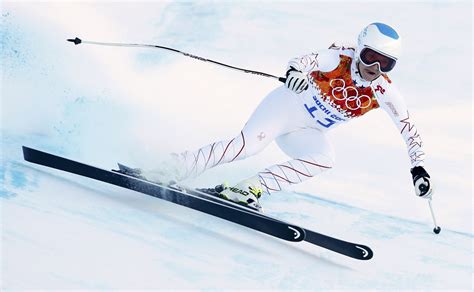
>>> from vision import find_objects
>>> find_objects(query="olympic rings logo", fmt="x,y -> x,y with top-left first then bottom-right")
330,79 -> 372,110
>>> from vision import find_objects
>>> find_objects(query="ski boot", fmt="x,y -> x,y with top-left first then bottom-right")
113,163 -> 147,180
200,176 -> 264,212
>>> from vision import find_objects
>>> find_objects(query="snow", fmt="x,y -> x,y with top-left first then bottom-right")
1,1 -> 472,290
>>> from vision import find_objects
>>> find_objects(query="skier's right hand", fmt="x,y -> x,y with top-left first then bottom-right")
285,67 -> 309,94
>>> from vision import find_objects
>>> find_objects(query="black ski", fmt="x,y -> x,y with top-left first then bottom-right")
22,146 -> 304,242
185,188 -> 373,261
22,146 -> 373,260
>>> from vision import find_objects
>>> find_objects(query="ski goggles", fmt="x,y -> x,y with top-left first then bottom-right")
359,47 -> 397,73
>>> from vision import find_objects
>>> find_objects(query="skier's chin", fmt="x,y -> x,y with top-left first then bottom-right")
358,63 -> 382,82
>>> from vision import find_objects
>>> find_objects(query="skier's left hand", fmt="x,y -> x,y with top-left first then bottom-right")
410,166 -> 433,199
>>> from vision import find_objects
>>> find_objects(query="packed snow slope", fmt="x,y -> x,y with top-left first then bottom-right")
1,1 -> 472,290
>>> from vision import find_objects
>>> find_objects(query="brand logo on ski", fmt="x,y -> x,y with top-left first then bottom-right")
356,245 -> 370,258
288,226 -> 302,240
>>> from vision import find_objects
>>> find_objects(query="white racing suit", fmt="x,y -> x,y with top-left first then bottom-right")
172,45 -> 425,194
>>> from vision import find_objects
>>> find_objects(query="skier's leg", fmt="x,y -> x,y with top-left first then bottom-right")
218,127 -> 335,211
175,86 -> 306,179
258,127 -> 335,193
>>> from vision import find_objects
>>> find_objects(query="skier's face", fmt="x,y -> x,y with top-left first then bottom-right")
358,62 -> 382,82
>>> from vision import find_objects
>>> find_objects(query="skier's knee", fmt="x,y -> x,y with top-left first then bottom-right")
306,153 -> 335,170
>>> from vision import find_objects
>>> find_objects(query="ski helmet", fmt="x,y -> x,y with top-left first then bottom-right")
356,22 -> 401,72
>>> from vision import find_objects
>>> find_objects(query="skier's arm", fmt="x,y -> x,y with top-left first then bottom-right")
285,50 -> 340,93
374,80 -> 426,167
374,79 -> 433,198
284,53 -> 318,94
287,52 -> 321,73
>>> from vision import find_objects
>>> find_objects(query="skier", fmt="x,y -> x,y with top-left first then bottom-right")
140,22 -> 434,212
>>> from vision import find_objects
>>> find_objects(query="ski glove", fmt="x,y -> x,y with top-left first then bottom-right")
410,166 -> 433,199
285,67 -> 309,94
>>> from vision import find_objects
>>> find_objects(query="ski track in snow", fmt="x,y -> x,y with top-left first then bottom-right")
1,1 -> 473,290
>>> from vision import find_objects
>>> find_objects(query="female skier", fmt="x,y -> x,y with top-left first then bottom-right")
140,22 -> 433,211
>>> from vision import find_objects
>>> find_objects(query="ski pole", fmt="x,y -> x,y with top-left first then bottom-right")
67,37 -> 287,83
428,199 -> 441,234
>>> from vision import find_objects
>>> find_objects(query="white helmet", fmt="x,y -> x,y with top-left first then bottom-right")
356,23 -> 401,72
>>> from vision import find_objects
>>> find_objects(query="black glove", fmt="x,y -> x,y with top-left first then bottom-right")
410,166 -> 433,199
285,67 -> 309,94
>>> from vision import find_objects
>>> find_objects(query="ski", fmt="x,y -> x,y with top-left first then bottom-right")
22,146 -> 304,242
184,187 -> 373,260
22,146 -> 373,260
127,170 -> 374,261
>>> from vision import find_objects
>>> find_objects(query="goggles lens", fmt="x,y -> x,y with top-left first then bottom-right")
360,48 -> 397,73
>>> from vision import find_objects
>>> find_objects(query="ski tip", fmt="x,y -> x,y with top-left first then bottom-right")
355,244 -> 374,260
67,37 -> 82,45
